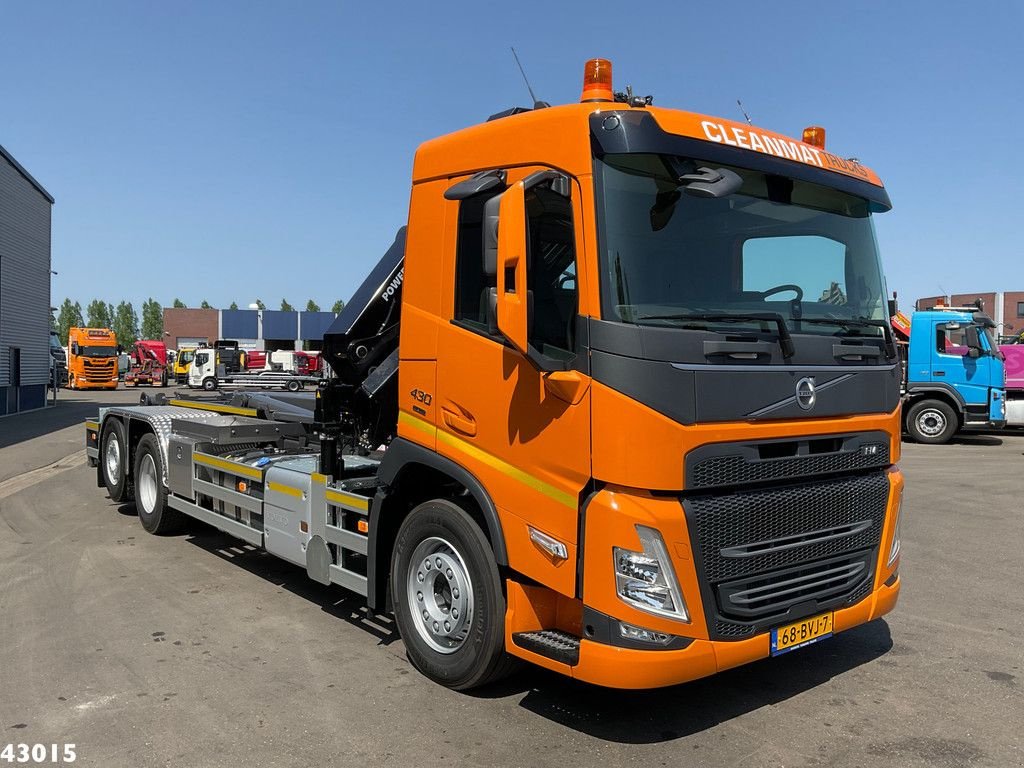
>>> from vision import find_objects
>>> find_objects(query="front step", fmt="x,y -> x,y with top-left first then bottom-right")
512,630 -> 581,666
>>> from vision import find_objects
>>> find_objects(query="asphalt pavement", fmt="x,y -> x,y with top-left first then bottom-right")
0,389 -> 1021,767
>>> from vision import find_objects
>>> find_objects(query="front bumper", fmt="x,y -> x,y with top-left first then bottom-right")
569,576 -> 899,689
532,467 -> 905,688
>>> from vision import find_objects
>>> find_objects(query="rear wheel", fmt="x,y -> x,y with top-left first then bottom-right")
286,379 -> 301,392
906,398 -> 958,444
391,499 -> 512,690
134,434 -> 182,534
100,419 -> 132,502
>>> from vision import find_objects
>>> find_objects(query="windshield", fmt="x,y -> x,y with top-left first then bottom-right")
596,153 -> 888,334
79,346 -> 118,357
179,350 -> 195,364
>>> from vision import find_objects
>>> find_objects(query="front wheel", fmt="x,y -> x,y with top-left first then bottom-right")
391,499 -> 512,690
906,398 -> 958,444
202,377 -> 217,391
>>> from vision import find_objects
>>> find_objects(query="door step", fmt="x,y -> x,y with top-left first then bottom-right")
512,630 -> 581,666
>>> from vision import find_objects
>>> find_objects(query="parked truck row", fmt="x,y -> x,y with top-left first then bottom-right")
84,58 -> 903,690
57,327 -> 322,392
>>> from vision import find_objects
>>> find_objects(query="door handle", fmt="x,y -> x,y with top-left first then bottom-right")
934,371 -> 945,377
442,406 -> 477,437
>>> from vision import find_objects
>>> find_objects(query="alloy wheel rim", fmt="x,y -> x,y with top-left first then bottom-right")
105,436 -> 121,481
138,454 -> 158,513
406,536 -> 474,654
918,410 -> 946,437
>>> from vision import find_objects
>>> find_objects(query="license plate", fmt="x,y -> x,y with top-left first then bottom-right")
770,612 -> 833,656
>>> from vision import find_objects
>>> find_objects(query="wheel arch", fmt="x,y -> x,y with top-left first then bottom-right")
122,416 -> 157,480
365,437 -> 507,611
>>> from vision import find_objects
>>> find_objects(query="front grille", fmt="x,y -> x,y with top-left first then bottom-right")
688,473 -> 888,583
686,431 -> 890,490
684,472 -> 888,636
715,619 -> 756,638
717,552 -> 871,617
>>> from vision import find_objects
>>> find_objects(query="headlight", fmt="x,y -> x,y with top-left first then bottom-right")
613,526 -> 689,622
888,489 -> 903,566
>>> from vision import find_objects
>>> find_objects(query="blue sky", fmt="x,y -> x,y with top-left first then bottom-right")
2,1 -> 1021,314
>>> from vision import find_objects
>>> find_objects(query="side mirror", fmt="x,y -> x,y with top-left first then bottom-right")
495,181 -> 530,355
493,170 -> 571,361
70,342 -> 79,355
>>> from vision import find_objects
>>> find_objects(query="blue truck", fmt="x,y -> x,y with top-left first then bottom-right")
899,307 -> 1006,443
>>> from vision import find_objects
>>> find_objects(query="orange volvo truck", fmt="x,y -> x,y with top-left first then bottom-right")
67,327 -> 119,390
85,59 -> 902,690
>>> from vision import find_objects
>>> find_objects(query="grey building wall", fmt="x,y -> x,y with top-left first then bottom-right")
0,144 -> 54,414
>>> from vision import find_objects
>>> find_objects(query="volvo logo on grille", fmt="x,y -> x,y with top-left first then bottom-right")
795,377 -> 816,410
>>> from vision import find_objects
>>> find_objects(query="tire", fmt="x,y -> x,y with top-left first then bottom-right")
202,377 -> 217,391
134,434 -> 183,534
906,399 -> 958,444
100,419 -> 133,502
286,379 -> 301,392
391,499 -> 513,690
68,374 -> 75,390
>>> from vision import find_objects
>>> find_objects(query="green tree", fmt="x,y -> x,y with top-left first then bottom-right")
141,298 -> 163,340
280,299 -> 294,311
305,299 -> 320,312
172,298 -> 186,308
56,298 -> 84,343
229,301 -> 239,310
112,301 -> 139,347
107,302 -> 116,327
331,300 -> 345,313
200,299 -> 212,309
86,299 -> 111,328
254,299 -> 266,310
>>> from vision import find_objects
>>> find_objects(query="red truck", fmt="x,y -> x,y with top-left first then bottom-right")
124,340 -> 169,388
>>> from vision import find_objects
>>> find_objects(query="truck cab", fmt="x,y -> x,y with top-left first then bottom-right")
173,347 -> 196,384
903,308 -> 1005,442
188,348 -> 216,390
67,327 -> 119,390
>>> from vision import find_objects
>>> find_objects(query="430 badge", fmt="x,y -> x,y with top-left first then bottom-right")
409,388 -> 432,415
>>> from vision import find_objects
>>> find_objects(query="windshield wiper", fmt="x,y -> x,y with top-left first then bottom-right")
797,317 -> 896,358
637,311 -> 795,359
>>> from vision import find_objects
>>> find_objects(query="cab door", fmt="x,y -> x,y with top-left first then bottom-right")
933,322 -> 987,406
434,167 -> 592,597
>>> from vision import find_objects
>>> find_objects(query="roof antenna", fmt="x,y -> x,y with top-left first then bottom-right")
736,99 -> 753,125
511,47 -> 548,109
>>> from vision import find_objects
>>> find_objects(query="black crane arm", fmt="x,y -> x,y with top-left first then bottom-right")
316,228 -> 406,463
